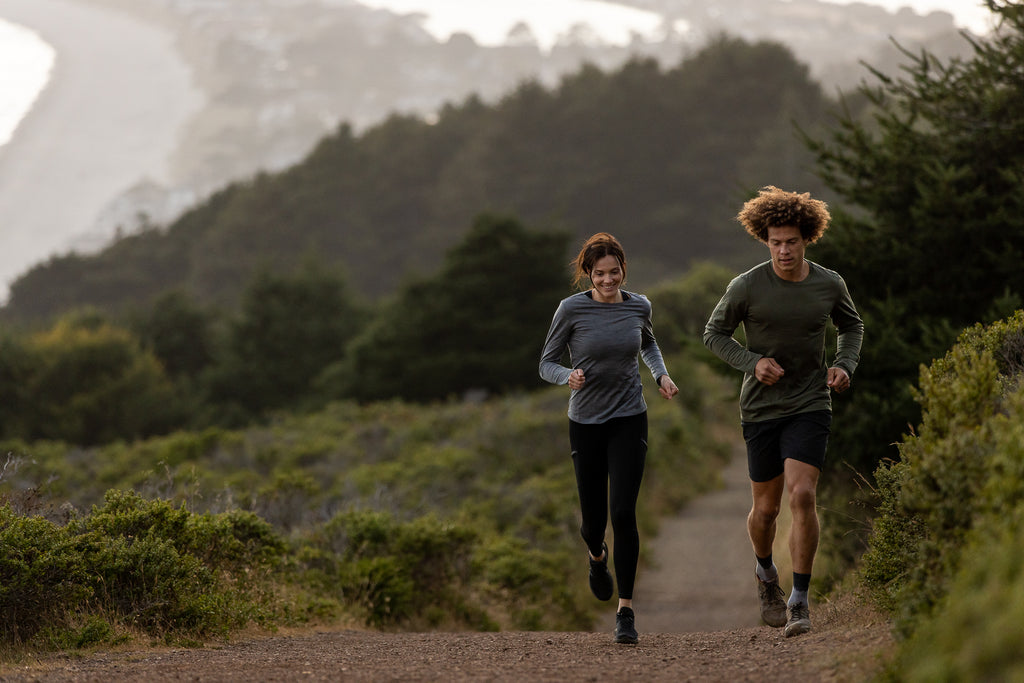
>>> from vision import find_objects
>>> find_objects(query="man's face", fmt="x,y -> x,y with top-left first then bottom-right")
766,225 -> 809,279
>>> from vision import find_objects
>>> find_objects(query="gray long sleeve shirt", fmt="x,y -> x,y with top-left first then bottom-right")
703,260 -> 864,422
539,290 -> 669,424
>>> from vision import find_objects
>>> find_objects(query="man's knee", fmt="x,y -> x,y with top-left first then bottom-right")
749,502 -> 780,529
788,484 -> 817,514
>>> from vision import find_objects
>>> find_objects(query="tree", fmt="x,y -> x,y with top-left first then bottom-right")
2,37 -> 832,322
130,290 -> 217,379
804,1 -> 1024,475
205,262 -> 367,416
0,332 -> 33,439
16,316 -> 180,445
334,214 -> 570,402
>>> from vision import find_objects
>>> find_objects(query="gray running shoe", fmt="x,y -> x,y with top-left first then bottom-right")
784,602 -> 812,637
614,606 -> 638,644
756,575 -> 788,627
588,542 -> 614,601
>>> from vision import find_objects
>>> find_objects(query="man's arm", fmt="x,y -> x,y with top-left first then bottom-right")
703,276 -> 762,375
830,277 -> 864,377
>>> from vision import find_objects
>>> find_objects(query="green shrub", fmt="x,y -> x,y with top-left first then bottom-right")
475,536 -> 585,631
893,508 -> 1024,681
0,507 -> 90,643
70,491 -> 285,638
37,615 -> 120,650
308,510 -> 480,628
861,311 -> 1024,635
185,508 -> 286,571
86,532 -> 217,632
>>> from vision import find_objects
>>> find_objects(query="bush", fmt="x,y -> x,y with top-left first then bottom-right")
892,506 -> 1024,682
306,510 -> 482,628
0,507 -> 90,643
861,311 -> 1024,634
70,491 -> 285,638
16,317 -> 182,445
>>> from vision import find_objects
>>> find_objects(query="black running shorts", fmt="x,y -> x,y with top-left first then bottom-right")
741,410 -> 832,482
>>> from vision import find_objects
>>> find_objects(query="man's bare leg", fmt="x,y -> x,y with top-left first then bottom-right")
782,458 -> 819,637
749,475 -> 786,626
784,459 -> 820,576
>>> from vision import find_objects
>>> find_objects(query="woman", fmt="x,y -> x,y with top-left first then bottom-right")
539,232 -> 679,644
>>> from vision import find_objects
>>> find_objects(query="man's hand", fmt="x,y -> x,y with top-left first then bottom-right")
827,367 -> 850,393
658,375 -> 679,400
754,357 -> 785,386
568,368 -> 586,390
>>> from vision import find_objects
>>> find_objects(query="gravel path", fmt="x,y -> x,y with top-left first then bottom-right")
629,446 -> 757,634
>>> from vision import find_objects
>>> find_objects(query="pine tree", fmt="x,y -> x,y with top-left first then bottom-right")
805,0 -> 1024,474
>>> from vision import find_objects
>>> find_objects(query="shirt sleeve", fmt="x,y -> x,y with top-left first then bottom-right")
702,275 -> 762,375
539,300 -> 573,386
830,276 -> 864,376
640,300 -> 670,383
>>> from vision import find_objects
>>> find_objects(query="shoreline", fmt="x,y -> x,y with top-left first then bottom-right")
0,0 -> 202,300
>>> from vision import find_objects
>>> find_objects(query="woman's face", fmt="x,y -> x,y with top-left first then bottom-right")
589,254 -> 623,303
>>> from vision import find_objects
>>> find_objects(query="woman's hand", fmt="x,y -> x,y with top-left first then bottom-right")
568,368 -> 586,390
658,375 -> 679,400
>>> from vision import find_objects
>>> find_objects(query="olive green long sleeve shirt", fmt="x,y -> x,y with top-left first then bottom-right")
703,260 -> 864,422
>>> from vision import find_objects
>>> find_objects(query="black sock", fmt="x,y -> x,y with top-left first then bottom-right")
756,554 -> 774,570
793,572 -> 811,592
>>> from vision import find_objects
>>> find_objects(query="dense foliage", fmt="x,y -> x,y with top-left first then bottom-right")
0,215 -> 569,441
1,36 -> 834,323
326,214 -> 570,402
859,311 -> 1024,679
0,374 -> 729,651
0,491 -> 283,647
805,0 -> 1024,479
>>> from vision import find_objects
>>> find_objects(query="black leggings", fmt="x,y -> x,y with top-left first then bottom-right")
569,412 -> 648,600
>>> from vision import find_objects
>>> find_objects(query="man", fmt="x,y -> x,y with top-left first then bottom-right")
703,186 -> 864,637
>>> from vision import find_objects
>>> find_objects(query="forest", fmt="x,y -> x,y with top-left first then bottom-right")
2,1 -> 1024,677
0,35 -> 833,321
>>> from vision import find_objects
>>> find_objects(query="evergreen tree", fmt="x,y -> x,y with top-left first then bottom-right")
335,214 -> 570,402
205,262 -> 366,416
805,0 -> 1024,475
130,290 -> 217,379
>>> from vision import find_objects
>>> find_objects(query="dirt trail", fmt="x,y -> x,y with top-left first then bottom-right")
630,446 -> 758,633
0,445 -> 894,682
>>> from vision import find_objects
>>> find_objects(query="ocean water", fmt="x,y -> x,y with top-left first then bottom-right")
0,17 -> 54,147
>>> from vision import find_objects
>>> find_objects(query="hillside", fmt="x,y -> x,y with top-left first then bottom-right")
1,36 -> 837,322
73,0 -> 976,227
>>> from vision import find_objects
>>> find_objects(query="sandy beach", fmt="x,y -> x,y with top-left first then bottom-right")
0,0 -> 201,301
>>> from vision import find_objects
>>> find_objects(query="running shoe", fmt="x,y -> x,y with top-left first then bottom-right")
614,606 -> 638,644
588,542 -> 614,601
784,602 -> 812,637
756,574 -> 788,627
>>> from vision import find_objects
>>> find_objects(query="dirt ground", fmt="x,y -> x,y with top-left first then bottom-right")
0,444 -> 895,682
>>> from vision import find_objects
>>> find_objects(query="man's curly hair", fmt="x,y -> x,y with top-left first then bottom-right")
736,186 -> 831,244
